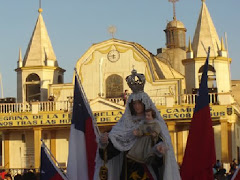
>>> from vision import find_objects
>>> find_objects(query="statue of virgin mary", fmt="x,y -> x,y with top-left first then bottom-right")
94,69 -> 181,180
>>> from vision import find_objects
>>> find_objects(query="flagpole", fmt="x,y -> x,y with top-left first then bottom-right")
41,139 -> 68,177
74,68 -> 100,136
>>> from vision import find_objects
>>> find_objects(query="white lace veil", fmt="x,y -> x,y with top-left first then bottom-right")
109,92 -> 155,151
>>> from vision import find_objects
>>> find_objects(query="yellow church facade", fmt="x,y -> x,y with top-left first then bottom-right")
0,0 -> 239,174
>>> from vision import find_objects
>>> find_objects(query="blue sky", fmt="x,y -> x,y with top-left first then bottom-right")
0,0 -> 239,97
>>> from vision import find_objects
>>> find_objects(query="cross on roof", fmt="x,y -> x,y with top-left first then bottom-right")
168,0 -> 179,20
38,0 -> 43,13
108,25 -> 117,38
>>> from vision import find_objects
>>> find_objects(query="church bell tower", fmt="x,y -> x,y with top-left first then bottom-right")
183,0 -> 232,104
15,8 -> 65,103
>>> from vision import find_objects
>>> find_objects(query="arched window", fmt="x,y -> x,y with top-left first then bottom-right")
178,30 -> 186,49
106,74 -> 123,98
198,65 -> 216,88
26,73 -> 41,102
198,64 -> 216,73
26,73 -> 40,81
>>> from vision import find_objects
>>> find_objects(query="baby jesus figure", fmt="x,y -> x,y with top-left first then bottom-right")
127,108 -> 167,164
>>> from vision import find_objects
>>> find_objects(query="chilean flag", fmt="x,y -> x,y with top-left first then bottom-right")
180,47 -> 216,180
67,75 -> 98,180
40,144 -> 68,180
232,167 -> 240,180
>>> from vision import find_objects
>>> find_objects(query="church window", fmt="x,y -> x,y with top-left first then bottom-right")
105,74 -> 123,98
171,31 -> 175,45
26,73 -> 41,102
198,65 -> 217,89
58,75 -> 63,84
178,30 -> 186,49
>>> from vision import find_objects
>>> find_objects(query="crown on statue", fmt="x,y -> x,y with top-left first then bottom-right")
126,69 -> 145,93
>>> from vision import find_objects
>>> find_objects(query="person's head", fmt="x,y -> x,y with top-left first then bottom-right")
22,172 -> 37,180
129,100 -> 145,116
4,174 -> 12,180
145,108 -> 156,121
13,174 -> 22,180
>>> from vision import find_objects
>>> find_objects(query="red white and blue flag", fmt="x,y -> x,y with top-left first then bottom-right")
232,167 -> 240,180
67,75 -> 98,180
180,47 -> 216,180
40,144 -> 68,180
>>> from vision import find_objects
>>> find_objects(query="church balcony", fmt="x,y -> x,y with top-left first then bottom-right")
151,93 -> 218,107
106,93 -> 219,107
0,101 -> 71,114
106,97 -> 123,104
106,96 -> 167,106
0,93 -> 219,114
181,93 -> 219,105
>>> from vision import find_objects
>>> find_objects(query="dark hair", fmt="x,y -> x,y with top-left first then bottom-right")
22,172 -> 37,180
14,174 -> 22,180
4,174 -> 12,180
129,100 -> 145,115
145,108 -> 156,118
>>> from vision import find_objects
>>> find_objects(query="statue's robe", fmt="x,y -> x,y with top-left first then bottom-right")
99,139 -> 164,180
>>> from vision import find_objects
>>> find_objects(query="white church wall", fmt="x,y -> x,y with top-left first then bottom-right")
56,129 -> 69,167
214,125 -> 222,161
9,132 -> 22,168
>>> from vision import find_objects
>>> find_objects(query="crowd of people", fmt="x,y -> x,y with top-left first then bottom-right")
0,170 -> 39,180
214,159 -> 239,180
0,159 -> 237,180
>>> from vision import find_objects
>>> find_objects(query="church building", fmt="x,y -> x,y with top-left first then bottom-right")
0,0 -> 239,175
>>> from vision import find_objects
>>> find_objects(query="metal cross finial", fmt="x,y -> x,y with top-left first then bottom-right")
168,0 -> 179,20
38,0 -> 43,13
108,25 -> 117,39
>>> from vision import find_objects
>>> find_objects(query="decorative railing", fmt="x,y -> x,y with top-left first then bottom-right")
37,101 -> 71,112
106,98 -> 123,104
0,103 -> 31,113
107,93 -> 219,106
182,93 -> 219,105
0,93 -> 219,114
151,96 -> 167,106
0,101 -> 71,114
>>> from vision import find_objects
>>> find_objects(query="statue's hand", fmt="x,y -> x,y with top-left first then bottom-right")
133,129 -> 141,136
156,143 -> 168,154
151,132 -> 157,137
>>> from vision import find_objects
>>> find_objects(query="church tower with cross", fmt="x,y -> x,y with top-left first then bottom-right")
15,7 -> 65,103
183,0 -> 232,103
157,0 -> 187,76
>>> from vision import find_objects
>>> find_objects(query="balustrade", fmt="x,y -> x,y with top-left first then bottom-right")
182,93 -> 218,105
0,101 -> 71,113
0,93 -> 219,114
